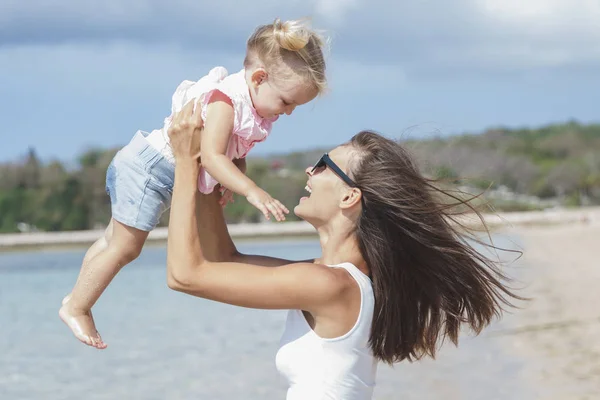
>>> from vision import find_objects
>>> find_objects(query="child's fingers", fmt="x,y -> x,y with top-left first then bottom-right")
273,199 -> 289,214
258,204 -> 270,220
266,201 -> 285,222
269,200 -> 289,221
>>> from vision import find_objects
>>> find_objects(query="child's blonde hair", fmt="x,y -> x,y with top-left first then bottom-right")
244,18 -> 327,94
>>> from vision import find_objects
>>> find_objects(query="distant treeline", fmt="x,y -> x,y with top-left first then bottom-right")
1,120 -> 599,233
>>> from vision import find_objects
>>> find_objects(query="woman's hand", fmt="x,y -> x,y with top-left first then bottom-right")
167,100 -> 204,162
219,187 -> 234,207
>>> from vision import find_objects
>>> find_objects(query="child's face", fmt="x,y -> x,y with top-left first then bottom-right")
247,68 -> 318,120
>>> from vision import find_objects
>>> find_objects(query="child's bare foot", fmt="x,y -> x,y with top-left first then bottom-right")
59,295 -> 107,349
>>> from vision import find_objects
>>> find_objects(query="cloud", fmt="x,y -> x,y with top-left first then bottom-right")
477,0 -> 600,30
468,0 -> 600,68
0,0 -> 341,46
313,0 -> 359,25
328,59 -> 406,92
1,0 -> 599,75
330,0 -> 600,72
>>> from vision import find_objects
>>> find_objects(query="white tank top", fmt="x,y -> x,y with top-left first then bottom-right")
275,263 -> 377,400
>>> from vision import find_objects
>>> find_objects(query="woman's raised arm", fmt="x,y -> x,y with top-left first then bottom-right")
164,101 -> 331,311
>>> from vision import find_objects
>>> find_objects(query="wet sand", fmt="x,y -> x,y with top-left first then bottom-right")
499,219 -> 600,399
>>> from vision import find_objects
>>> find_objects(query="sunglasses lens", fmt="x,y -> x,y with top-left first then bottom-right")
312,156 -> 325,172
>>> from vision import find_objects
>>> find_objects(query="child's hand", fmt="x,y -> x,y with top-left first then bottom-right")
246,186 -> 289,222
219,187 -> 234,207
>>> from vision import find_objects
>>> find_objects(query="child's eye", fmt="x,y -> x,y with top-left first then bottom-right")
281,99 -> 290,106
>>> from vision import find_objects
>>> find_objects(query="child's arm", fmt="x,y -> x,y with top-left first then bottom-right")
200,92 -> 252,195
217,158 -> 246,207
200,92 -> 289,221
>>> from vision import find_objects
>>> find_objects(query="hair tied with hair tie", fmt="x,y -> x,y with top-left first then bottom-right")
273,18 -> 284,33
272,18 -> 310,52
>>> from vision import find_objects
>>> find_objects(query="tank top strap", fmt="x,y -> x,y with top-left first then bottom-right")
331,262 -> 372,288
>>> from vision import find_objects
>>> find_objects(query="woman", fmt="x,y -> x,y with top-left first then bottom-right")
165,101 -> 519,399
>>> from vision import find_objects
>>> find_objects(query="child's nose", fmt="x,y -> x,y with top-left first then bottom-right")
285,105 -> 296,115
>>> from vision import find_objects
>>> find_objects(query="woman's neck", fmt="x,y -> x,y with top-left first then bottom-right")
315,218 -> 368,274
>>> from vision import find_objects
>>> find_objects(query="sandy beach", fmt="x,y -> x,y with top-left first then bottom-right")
497,218 -> 600,399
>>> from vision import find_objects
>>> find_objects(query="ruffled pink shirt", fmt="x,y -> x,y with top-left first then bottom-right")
165,67 -> 278,194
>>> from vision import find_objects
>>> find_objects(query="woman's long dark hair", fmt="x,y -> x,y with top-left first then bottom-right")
348,130 -> 521,364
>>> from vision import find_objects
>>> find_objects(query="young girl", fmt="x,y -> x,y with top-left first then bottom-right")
59,18 -> 327,349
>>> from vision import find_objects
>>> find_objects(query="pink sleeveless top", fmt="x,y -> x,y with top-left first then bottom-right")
163,66 -> 278,193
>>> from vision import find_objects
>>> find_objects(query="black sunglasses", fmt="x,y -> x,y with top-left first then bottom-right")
311,153 -> 357,187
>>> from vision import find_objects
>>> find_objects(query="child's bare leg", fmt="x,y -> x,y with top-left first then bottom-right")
67,220 -> 115,297
59,218 -> 148,349
60,220 -> 114,339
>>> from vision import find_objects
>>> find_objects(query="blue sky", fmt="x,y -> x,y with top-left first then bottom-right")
2,0 -> 599,164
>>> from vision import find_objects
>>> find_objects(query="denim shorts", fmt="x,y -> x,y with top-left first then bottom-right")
105,131 -> 175,231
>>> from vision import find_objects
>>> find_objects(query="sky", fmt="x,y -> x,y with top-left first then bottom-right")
1,0 -> 599,164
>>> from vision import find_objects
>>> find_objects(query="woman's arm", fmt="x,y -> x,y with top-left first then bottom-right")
167,101 -> 333,311
195,189 -> 313,267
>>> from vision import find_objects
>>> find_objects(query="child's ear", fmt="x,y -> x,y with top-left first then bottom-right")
251,68 -> 268,87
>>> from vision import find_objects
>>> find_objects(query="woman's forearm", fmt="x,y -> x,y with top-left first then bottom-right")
167,159 -> 204,287
195,190 -> 239,263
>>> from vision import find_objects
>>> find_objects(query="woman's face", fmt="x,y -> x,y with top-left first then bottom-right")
294,145 -> 357,225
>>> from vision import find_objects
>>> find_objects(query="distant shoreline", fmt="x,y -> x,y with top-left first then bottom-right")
1,207 -> 598,252
0,221 -> 318,252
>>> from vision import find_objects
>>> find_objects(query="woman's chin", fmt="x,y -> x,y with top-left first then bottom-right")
293,200 -> 307,218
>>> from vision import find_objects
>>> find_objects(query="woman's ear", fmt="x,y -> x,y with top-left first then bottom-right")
340,187 -> 362,209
